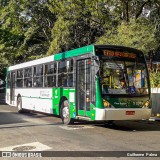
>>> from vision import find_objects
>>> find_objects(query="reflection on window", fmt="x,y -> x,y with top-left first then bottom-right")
45,63 -> 54,75
33,65 -> 43,87
24,68 -> 32,78
16,69 -> 24,88
58,59 -> 74,87
44,75 -> 56,87
58,61 -> 66,73
44,62 -> 57,87
7,72 -> 10,88
68,74 -> 73,87
24,78 -> 32,88
34,65 -> 43,76
33,77 -> 43,87
17,79 -> 23,88
17,69 -> 23,78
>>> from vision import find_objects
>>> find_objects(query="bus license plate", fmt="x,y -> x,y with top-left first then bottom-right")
126,111 -> 135,115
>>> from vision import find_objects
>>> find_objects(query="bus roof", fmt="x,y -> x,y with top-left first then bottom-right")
9,55 -> 54,71
8,45 -> 94,71
8,44 -> 143,71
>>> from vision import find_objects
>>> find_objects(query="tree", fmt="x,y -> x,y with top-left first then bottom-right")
0,0 -> 56,64
47,0 -> 110,54
97,19 -> 158,55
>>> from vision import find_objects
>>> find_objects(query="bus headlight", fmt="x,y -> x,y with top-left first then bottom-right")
143,100 -> 150,108
103,99 -> 113,108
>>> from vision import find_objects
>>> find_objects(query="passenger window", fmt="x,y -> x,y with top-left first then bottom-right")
24,67 -> 32,88
16,69 -> 23,88
44,62 -> 57,87
58,59 -> 74,87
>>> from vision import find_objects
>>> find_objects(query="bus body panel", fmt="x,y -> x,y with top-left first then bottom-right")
5,44 -> 151,122
95,108 -> 151,120
6,88 -> 53,113
54,45 -> 94,61
104,97 -> 149,108
52,87 -> 76,117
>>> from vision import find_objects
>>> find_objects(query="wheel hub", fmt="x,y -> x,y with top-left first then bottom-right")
62,106 -> 69,118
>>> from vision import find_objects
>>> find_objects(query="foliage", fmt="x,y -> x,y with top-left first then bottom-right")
47,0 -> 109,54
150,72 -> 160,88
0,0 -> 160,83
97,19 -> 158,55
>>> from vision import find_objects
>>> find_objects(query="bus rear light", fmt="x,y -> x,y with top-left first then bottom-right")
126,111 -> 135,115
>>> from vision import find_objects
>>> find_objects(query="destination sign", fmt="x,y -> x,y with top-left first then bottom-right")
103,50 -> 136,59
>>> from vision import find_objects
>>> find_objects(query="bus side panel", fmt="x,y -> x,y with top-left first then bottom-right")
68,89 -> 76,119
16,88 -> 53,114
52,88 -> 61,115
52,88 -> 76,118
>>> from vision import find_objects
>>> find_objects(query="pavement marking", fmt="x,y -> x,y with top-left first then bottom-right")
0,142 -> 51,151
59,125 -> 94,130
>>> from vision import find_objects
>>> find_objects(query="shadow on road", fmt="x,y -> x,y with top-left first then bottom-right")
93,120 -> 160,132
0,112 -> 27,125
66,120 -> 160,132
0,110 -> 63,129
0,103 -> 62,129
1,103 -> 160,132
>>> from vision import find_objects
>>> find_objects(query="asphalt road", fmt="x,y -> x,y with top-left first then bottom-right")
0,103 -> 160,160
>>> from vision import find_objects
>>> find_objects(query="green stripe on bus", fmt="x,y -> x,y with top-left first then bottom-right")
96,77 -> 104,109
54,45 -> 94,61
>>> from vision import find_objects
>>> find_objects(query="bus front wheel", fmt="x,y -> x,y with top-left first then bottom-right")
60,100 -> 74,125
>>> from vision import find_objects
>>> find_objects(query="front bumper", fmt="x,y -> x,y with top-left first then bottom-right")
95,108 -> 151,120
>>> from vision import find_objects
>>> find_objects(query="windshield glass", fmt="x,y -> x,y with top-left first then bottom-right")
100,59 -> 149,95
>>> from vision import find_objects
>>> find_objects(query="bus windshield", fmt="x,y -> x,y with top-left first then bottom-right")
100,59 -> 149,95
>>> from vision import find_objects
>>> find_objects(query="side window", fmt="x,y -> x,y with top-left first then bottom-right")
67,59 -> 74,87
33,65 -> 43,87
24,67 -> 32,88
58,61 -> 67,73
7,71 -> 10,88
58,59 -> 74,87
58,61 -> 67,87
44,62 -> 57,87
16,69 -> 23,88
33,65 -> 43,76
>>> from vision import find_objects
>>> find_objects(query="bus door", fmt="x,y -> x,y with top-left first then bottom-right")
10,71 -> 16,105
77,59 -> 92,117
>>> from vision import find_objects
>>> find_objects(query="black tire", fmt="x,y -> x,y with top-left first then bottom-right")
17,96 -> 23,113
60,100 -> 74,125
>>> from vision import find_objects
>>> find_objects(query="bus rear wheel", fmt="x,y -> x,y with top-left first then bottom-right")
60,100 -> 74,125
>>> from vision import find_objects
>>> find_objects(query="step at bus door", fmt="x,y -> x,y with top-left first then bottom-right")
10,71 -> 16,105
77,59 -> 92,117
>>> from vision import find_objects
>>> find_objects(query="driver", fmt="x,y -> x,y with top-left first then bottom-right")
119,78 -> 126,89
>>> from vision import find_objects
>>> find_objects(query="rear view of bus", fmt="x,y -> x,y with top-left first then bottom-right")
94,45 -> 151,121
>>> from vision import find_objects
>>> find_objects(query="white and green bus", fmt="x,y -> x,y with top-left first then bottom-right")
6,45 -> 151,124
